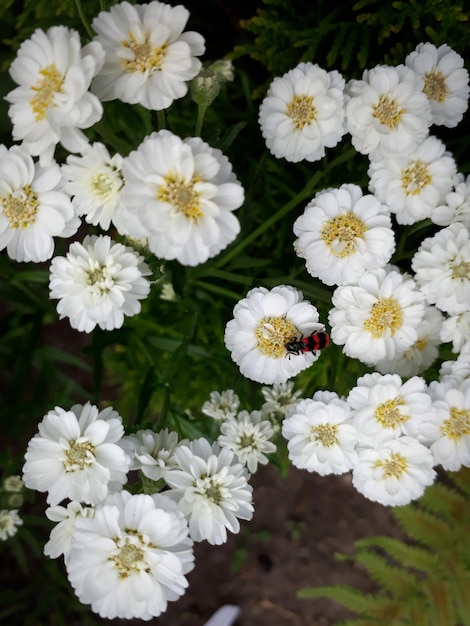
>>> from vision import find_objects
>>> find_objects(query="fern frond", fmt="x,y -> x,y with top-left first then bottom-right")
424,580 -> 457,626
392,505 -> 450,549
355,536 -> 437,573
353,549 -> 419,596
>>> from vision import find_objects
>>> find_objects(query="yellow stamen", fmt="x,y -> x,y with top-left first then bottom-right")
30,64 -> 63,121
311,423 -> 338,447
1,185 -> 39,229
374,397 -> 408,429
363,297 -> 403,339
254,316 -> 299,359
321,212 -> 367,257
286,95 -> 316,129
372,94 -> 404,129
441,407 -> 470,441
423,70 -> 448,103
376,451 -> 407,478
401,160 -> 431,195
121,33 -> 167,73
63,439 -> 96,472
157,174 -> 203,220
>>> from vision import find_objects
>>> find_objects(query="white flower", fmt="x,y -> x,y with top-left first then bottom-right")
114,130 -> 244,266
428,380 -> 470,471
0,145 -> 79,263
49,235 -> 151,333
431,173 -> 470,228
224,285 -> 325,385
0,509 -> 23,540
2,475 -> 23,493
44,501 -> 94,562
66,490 -> 194,620
120,428 -> 184,481
438,342 -> 470,387
345,64 -> 431,158
261,381 -> 303,419
411,222 -> 470,315
91,0 -> 205,110
282,396 -> 358,475
217,410 -> 276,473
259,62 -> 345,162
61,143 -> 125,230
405,42 -> 469,128
293,183 -> 395,285
201,389 -> 240,421
440,312 -> 470,353
352,436 -> 436,506
22,402 -> 130,505
347,372 -> 436,444
329,267 -> 425,366
374,305 -> 443,377
368,135 -> 457,225
164,438 -> 254,545
6,26 -> 104,165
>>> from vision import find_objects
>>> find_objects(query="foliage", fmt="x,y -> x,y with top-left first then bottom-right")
299,467 -> 470,625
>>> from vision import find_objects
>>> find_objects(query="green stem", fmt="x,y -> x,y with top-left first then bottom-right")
158,382 -> 171,428
195,104 -> 207,136
157,109 -> 166,130
74,0 -> 94,39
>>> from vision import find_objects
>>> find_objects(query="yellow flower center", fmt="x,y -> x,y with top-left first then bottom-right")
423,70 -> 448,103
374,397 -> 408,429
321,212 -> 367,257
254,316 -> 299,359
30,63 -> 64,121
441,407 -> 470,440
376,451 -> 408,478
372,94 -> 404,129
157,174 -> 203,221
90,172 -> 120,202
450,260 -> 470,279
63,439 -> 96,472
401,160 -> 432,195
86,262 -> 114,294
109,531 -> 151,580
363,297 -> 404,339
403,337 -> 428,358
311,423 -> 339,447
286,95 -> 317,129
121,33 -> 167,73
1,185 -> 39,229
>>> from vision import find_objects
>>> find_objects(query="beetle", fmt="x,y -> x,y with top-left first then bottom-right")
285,331 -> 330,356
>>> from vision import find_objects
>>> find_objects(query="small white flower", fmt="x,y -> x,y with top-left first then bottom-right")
405,42 -> 469,128
66,490 -> 194,620
282,396 -> 358,475
428,380 -> 470,471
261,381 -> 303,419
345,64 -> 432,158
259,62 -> 346,162
352,436 -> 436,506
0,145 -> 79,263
61,143 -> 125,230
347,372 -> 436,444
218,410 -> 276,473
44,501 -> 94,562
438,342 -> 470,387
431,173 -> 470,227
91,0 -> 205,110
49,235 -> 151,333
114,130 -> 244,266
6,26 -> 104,165
23,402 -> 130,505
329,267 -> 425,366
0,509 -> 23,541
411,222 -> 470,315
120,428 -> 184,481
2,475 -> 23,493
293,183 -> 395,285
164,438 -> 254,545
368,135 -> 457,225
201,389 -> 240,421
440,312 -> 470,353
225,285 -> 325,385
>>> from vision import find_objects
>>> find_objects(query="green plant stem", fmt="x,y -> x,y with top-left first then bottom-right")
158,382 -> 171,428
195,104 -> 207,136
157,109 -> 166,130
74,0 -> 94,39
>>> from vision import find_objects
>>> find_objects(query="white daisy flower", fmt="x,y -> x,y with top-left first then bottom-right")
2,475 -> 23,493
405,42 -> 469,128
440,312 -> 470,353
164,438 -> 254,545
66,490 -> 194,620
411,222 -> 470,315
91,0 -> 205,110
114,130 -> 244,266
431,173 -> 470,227
259,62 -> 346,162
119,428 -> 184,482
0,145 -> 79,263
61,143 -> 125,231
261,381 -> 303,419
345,64 -> 432,158
6,26 -> 104,165
22,402 -> 130,505
217,410 -> 276,473
368,135 -> 457,225
44,501 -> 94,562
224,285 -> 325,385
0,509 -> 23,541
282,396 -> 358,475
428,380 -> 470,471
329,267 -> 425,366
49,235 -> 151,333
293,183 -> 395,286
347,372 -> 436,444
374,305 -> 443,377
438,342 -> 470,387
352,435 -> 436,506
201,389 -> 240,421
